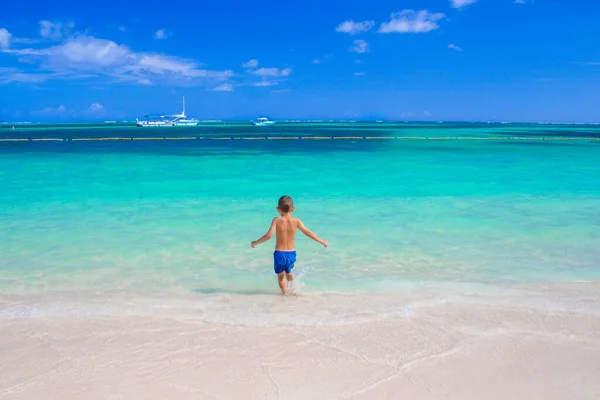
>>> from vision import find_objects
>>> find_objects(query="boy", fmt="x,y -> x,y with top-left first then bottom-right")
251,195 -> 328,295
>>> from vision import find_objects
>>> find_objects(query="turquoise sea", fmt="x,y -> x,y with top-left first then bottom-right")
1,122 -> 599,324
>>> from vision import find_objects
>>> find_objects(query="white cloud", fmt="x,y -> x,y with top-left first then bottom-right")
242,59 -> 259,68
211,83 -> 233,91
312,53 -> 333,64
424,110 -> 433,117
378,10 -> 445,34
247,66 -> 291,88
40,20 -> 74,40
0,67 -> 53,83
2,35 -> 234,86
451,0 -> 477,8
118,26 -> 126,32
129,54 -> 195,75
154,29 -> 169,40
128,54 -> 234,79
251,67 -> 292,77
578,62 -> 600,66
12,37 -> 40,45
41,105 -> 66,113
50,36 -> 130,68
0,28 -> 11,49
349,40 -> 369,54
253,81 -> 277,87
448,43 -> 463,52
355,59 -> 362,64
89,103 -> 104,112
335,20 -> 375,35
354,72 -> 365,76
0,47 -> 49,56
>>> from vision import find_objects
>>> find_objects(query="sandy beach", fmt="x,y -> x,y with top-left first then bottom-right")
2,285 -> 599,400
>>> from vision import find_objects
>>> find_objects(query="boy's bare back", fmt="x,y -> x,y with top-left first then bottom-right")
274,216 -> 298,251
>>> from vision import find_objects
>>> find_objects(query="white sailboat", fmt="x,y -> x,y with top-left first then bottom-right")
136,97 -> 199,127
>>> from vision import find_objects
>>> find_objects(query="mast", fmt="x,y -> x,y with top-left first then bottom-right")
182,96 -> 186,117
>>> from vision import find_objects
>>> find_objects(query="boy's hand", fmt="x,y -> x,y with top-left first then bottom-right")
322,240 -> 328,248
251,241 -> 257,248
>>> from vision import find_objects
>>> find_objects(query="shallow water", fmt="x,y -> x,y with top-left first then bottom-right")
1,123 -> 599,324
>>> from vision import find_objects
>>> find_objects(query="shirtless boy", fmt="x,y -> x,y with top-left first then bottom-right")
251,196 -> 328,295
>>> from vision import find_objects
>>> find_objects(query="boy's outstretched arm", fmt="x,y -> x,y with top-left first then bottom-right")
251,218 -> 277,248
298,220 -> 328,247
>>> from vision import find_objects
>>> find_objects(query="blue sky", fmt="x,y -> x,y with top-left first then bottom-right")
1,0 -> 599,122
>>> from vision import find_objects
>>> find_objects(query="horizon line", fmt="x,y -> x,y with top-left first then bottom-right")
2,120 -> 600,126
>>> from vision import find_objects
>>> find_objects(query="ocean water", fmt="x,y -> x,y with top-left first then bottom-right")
1,122 -> 599,324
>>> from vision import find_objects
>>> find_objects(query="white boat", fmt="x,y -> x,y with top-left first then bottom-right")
136,97 -> 199,127
136,116 -> 175,127
251,117 -> 275,126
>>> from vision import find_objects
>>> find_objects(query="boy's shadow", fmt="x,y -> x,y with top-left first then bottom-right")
191,287 -> 275,296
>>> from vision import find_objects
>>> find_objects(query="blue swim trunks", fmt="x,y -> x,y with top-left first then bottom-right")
273,250 -> 296,275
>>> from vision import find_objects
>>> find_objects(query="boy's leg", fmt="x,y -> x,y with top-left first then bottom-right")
277,272 -> 287,295
285,272 -> 294,293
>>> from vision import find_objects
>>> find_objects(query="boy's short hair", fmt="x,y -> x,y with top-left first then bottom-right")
278,195 -> 294,213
